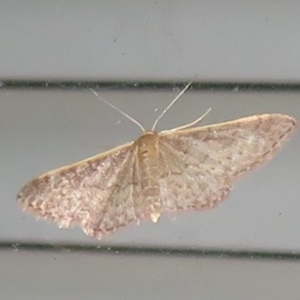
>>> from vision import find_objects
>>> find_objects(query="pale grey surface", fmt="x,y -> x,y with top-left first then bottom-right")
2,2 -> 300,299
1,1 -> 300,81
2,250 -> 300,300
1,87 -> 299,251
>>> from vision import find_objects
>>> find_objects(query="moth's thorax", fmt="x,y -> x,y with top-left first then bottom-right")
135,131 -> 160,162
134,132 -> 163,215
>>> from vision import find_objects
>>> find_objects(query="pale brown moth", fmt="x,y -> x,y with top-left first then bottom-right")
18,84 -> 297,238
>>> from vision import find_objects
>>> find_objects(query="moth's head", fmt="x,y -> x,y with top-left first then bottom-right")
135,131 -> 160,159
136,131 -> 159,146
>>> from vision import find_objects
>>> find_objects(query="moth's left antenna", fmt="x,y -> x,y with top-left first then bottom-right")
89,88 -> 146,132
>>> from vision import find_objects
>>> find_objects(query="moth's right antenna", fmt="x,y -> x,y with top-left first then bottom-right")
151,82 -> 192,131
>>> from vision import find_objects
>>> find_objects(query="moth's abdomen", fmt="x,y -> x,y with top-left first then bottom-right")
136,132 -> 161,188
135,132 -> 166,219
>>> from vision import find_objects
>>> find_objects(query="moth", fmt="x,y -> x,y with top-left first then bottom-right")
18,84 -> 297,238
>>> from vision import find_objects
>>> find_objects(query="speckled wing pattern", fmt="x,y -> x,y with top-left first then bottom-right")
18,142 -> 139,237
18,113 -> 297,238
157,114 -> 296,212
